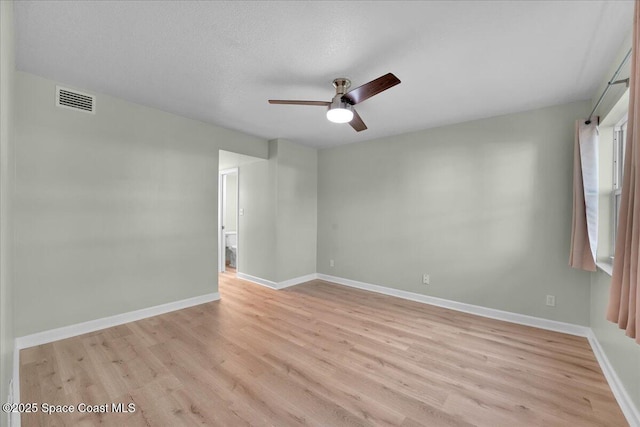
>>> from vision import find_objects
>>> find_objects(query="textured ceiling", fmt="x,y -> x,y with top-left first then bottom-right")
14,1 -> 634,148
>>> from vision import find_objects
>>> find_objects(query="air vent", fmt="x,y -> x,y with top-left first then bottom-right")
56,86 -> 95,114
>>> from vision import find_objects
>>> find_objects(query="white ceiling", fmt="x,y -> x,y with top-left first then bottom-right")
14,1 -> 634,148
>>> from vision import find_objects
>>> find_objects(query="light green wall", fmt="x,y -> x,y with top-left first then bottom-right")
318,101 -> 592,325
238,157 -> 276,280
224,173 -> 237,232
13,72 -> 267,336
0,0 -> 15,414
275,139 -> 317,282
239,139 -> 317,283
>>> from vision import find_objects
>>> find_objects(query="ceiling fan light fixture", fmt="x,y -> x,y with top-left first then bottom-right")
326,100 -> 354,123
268,73 -> 400,132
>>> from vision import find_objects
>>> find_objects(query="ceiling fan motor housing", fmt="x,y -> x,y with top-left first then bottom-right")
333,78 -> 351,97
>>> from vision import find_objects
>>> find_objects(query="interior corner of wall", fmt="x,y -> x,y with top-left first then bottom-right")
268,139 -> 279,158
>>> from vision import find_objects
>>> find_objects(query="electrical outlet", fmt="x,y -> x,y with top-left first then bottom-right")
423,273 -> 430,285
330,259 -> 334,267
546,295 -> 556,307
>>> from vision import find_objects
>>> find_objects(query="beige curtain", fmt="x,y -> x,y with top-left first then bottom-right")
569,121 -> 599,272
608,1 -> 640,343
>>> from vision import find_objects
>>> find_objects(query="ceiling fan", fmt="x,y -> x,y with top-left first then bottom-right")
268,73 -> 401,132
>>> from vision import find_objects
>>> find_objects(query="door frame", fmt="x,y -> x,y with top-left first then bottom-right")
218,168 -> 239,273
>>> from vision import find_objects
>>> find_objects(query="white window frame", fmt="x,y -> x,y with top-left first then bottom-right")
612,113 -> 628,257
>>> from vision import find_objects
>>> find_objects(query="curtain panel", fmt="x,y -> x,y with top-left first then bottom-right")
608,0 -> 640,343
569,121 -> 599,272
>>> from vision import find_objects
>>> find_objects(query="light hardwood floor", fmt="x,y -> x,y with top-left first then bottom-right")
20,272 -> 627,426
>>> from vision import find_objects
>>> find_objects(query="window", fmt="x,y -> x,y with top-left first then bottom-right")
612,114 -> 628,253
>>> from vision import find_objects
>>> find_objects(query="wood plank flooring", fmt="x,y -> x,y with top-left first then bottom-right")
20,272 -> 627,426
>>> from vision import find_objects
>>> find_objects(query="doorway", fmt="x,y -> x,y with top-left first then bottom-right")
219,168 -> 238,274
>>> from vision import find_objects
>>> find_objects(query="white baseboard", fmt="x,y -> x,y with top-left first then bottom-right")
588,330 -> 640,427
15,292 -> 220,350
277,273 -> 318,289
237,272 -> 278,289
317,274 -> 590,337
237,272 -> 317,290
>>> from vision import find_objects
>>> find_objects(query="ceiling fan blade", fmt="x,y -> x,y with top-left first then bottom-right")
342,73 -> 401,105
349,109 -> 367,132
268,100 -> 331,106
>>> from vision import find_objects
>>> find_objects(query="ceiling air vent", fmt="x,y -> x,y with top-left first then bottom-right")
55,86 -> 95,114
